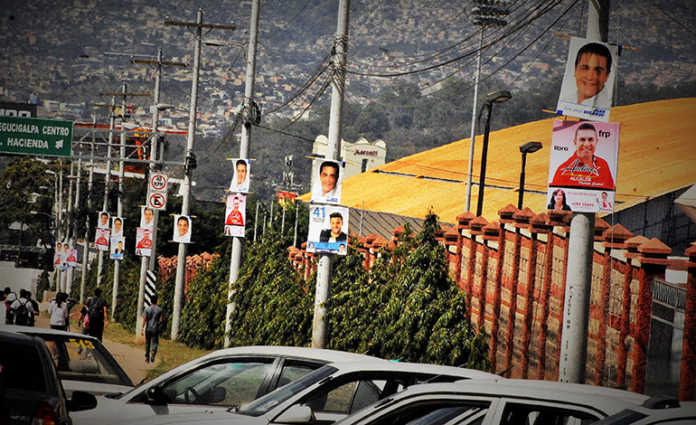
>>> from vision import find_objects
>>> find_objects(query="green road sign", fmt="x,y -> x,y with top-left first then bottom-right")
0,116 -> 73,157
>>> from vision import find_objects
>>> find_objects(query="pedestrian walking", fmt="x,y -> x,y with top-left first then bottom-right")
0,292 -> 7,325
11,289 -> 37,326
141,294 -> 163,364
4,287 -> 16,324
78,297 -> 92,335
26,291 -> 39,326
48,292 -> 69,330
87,288 -> 109,341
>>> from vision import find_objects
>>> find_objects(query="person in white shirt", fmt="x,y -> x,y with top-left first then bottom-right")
49,292 -> 69,331
10,289 -> 37,326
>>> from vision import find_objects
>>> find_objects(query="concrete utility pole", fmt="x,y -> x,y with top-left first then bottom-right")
96,96 -> 116,287
79,116 -> 96,303
112,82 -> 128,321
312,0 -> 350,349
224,0 -> 259,348
167,9 -> 236,340
558,0 -> 610,384
64,161 -> 75,293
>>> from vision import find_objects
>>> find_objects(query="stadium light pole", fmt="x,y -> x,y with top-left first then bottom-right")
518,141 -> 542,209
475,89 -> 511,217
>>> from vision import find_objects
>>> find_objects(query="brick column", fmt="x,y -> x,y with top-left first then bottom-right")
680,243 -> 696,400
488,220 -> 505,373
514,208 -> 536,379
533,213 -> 554,380
469,217 -> 488,326
499,205 -> 521,377
630,238 -> 671,394
444,228 -> 460,282
456,213 -> 475,290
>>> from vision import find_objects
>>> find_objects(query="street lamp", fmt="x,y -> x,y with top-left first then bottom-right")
518,141 -> 543,209
475,90 -> 512,217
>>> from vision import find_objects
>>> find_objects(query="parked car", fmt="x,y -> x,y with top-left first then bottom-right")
0,330 -> 97,425
106,360 -> 498,425
592,395 -> 696,425
4,324 -> 134,397
71,346 -> 387,425
331,378 -> 652,425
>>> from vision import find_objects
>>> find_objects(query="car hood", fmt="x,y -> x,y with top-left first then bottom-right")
111,411 -> 262,425
62,380 -> 133,397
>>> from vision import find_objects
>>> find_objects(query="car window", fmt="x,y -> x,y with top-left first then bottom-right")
0,342 -> 46,392
367,401 -> 489,425
302,379 -> 384,414
161,360 -> 274,408
277,362 -> 318,388
501,402 -> 598,425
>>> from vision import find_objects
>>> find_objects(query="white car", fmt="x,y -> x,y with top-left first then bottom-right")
71,346 -> 386,425
4,324 -> 133,397
592,396 -> 696,425
333,378 -> 652,425
107,361 -> 497,425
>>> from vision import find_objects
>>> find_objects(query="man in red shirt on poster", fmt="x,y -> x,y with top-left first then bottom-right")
225,196 -> 244,226
550,122 -> 615,190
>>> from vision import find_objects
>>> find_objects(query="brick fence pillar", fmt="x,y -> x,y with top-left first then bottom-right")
469,217 -> 488,327
488,221 -> 506,373
680,243 -> 696,400
500,205 -> 521,376
514,208 -> 536,379
456,212 -> 475,291
534,213 -> 554,380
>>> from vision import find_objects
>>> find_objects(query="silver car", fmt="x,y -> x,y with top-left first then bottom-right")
333,378 -> 652,425
106,361 -> 497,425
592,396 -> 696,425
71,346 -> 386,425
4,324 -> 133,397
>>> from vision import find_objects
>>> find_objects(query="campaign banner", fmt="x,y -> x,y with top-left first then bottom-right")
135,227 -> 153,257
65,246 -> 78,268
94,228 -> 110,251
310,159 -> 344,204
306,205 -> 349,256
228,158 -> 250,193
556,36 -> 618,122
110,236 -> 125,261
140,206 -> 155,229
547,120 -> 619,213
173,215 -> 192,243
224,193 -> 246,237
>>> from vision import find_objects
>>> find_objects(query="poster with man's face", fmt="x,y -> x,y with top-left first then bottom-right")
173,215 -> 192,243
135,227 -> 153,257
556,36 -> 618,122
228,158 -> 250,193
311,159 -> 344,204
140,207 -> 155,229
65,246 -> 78,268
306,205 -> 349,255
94,228 -> 110,251
111,216 -> 124,237
110,236 -> 125,260
547,120 -> 620,213
97,211 -> 110,229
224,193 -> 246,238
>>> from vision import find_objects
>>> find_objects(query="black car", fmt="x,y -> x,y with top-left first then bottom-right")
0,330 -> 97,425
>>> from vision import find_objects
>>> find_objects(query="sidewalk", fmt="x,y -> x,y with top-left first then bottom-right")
37,313 -> 154,385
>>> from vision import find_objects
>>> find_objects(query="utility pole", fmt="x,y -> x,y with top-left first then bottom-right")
312,0 -> 350,349
166,9 -> 236,340
132,49 -> 186,337
558,0 -> 610,384
465,1 -> 509,212
65,160 -> 75,293
79,116 -> 96,303
112,82 -> 127,321
96,96 -> 116,287
225,0 -> 258,348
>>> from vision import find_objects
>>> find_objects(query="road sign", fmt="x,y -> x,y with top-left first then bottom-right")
148,192 -> 167,210
149,173 -> 168,192
0,116 -> 73,157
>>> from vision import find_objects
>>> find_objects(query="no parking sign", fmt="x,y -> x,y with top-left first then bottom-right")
147,172 -> 168,210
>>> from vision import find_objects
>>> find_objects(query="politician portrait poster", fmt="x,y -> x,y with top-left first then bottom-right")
97,211 -> 110,229
140,206 -> 155,229
547,120 -> 620,213
135,227 -> 153,257
310,159 -> 344,204
65,245 -> 79,268
228,158 -> 250,193
306,204 -> 349,256
110,236 -> 125,261
224,193 -> 246,238
173,215 -> 192,244
556,36 -> 618,122
94,228 -> 110,251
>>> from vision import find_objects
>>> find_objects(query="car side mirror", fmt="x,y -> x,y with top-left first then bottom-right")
69,391 -> 97,411
274,404 -> 315,424
146,386 -> 168,405
206,386 -> 226,404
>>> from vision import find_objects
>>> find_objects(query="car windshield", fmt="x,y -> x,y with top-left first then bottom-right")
36,333 -> 133,387
238,365 -> 337,417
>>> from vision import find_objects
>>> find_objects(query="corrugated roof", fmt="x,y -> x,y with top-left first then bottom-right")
306,98 -> 696,223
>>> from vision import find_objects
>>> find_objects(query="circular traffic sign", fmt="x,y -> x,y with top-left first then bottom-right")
150,173 -> 168,192
148,192 -> 167,210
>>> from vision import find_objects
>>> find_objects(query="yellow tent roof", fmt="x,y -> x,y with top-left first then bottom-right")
304,98 -> 696,223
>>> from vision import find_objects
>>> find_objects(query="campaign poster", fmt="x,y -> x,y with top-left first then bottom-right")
556,36 -> 618,122
53,242 -> 64,270
94,228 -> 110,251
224,193 -> 246,238
140,206 -> 155,229
173,215 -> 192,243
310,159 -> 344,204
228,158 -> 250,193
97,211 -> 110,229
110,236 -> 125,261
111,216 -> 124,237
306,205 -> 349,256
135,227 -> 153,257
65,245 -> 78,268
547,120 -> 620,213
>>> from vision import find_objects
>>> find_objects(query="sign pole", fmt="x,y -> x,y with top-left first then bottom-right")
96,96 -> 116,287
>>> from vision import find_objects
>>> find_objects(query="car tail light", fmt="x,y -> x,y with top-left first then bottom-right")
35,402 -> 58,425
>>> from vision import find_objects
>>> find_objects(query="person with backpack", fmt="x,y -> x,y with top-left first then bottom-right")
26,291 -> 39,326
141,294 -> 164,364
10,289 -> 36,327
48,292 -> 69,330
87,288 -> 108,341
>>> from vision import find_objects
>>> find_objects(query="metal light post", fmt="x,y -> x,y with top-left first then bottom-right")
476,90 -> 511,217
465,1 -> 510,212
518,141 -> 543,209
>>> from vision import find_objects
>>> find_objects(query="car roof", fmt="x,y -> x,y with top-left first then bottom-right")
192,345 -> 389,364
322,360 -> 497,379
593,401 -> 696,424
401,378 -> 649,407
3,324 -> 100,340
